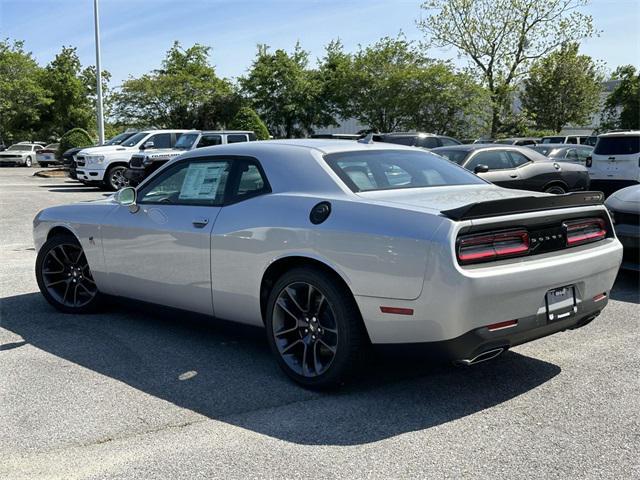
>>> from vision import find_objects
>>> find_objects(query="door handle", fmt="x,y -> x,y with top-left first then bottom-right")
192,217 -> 209,228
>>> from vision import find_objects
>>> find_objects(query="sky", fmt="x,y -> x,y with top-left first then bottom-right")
1,0 -> 639,88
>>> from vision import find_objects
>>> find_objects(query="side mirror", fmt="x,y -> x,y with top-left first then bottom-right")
115,187 -> 138,212
474,164 -> 490,174
586,155 -> 592,168
141,141 -> 155,150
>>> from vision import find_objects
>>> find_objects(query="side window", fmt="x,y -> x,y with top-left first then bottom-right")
417,137 -> 439,149
197,135 -> 222,148
230,160 -> 270,201
138,160 -> 231,206
566,148 -> 578,160
147,133 -> 172,149
508,151 -> 531,167
566,137 -> 577,144
227,134 -> 248,144
467,151 -> 513,171
439,137 -> 460,147
577,148 -> 591,161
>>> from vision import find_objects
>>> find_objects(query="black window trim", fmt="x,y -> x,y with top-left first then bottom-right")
135,155 -> 271,208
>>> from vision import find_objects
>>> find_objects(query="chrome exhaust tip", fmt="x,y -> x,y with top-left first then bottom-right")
455,347 -> 505,366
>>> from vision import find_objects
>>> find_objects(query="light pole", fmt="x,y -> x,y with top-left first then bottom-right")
93,0 -> 105,144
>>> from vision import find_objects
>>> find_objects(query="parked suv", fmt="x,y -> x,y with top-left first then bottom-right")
373,132 -> 461,149
76,129 -> 188,190
541,135 -> 590,145
587,131 -> 640,194
126,130 -> 257,185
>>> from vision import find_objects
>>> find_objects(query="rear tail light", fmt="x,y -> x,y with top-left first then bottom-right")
564,218 -> 606,246
457,229 -> 529,264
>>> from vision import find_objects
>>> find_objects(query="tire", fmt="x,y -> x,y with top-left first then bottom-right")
544,184 -> 566,195
265,267 -> 367,389
24,156 -> 32,168
105,165 -> 130,191
35,234 -> 102,314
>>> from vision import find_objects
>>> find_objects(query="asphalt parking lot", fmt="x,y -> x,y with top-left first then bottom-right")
0,167 -> 638,479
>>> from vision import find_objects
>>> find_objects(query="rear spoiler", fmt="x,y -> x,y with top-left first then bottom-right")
441,191 -> 605,221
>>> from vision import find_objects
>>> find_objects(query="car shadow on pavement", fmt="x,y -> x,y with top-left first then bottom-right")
609,269 -> 639,304
0,292 -> 561,446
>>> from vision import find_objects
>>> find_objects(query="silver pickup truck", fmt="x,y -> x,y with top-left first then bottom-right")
126,130 -> 256,185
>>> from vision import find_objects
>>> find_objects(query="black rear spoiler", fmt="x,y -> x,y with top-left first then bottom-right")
441,191 -> 605,221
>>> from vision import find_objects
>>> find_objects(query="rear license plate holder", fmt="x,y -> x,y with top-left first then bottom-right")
545,285 -> 577,321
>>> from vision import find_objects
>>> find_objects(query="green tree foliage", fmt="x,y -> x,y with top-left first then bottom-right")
419,0 -> 595,136
521,43 -> 603,132
57,127 -> 94,159
600,65 -> 640,131
229,107 -> 270,139
0,39 -> 50,143
240,43 -> 335,138
319,37 -> 489,137
114,42 -> 233,128
38,47 -> 94,139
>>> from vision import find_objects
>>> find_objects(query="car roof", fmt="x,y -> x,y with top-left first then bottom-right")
598,130 -> 640,137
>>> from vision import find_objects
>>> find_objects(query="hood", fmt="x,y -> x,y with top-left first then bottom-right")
356,184 -> 547,214
0,150 -> 28,156
605,185 -> 640,214
78,145 -> 131,155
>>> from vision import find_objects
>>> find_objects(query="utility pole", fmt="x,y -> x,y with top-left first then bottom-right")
93,0 -> 105,144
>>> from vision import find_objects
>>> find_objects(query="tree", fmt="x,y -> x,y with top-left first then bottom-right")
600,65 -> 640,131
38,46 -> 94,139
240,43 -> 334,138
229,107 -> 270,139
319,37 -> 489,137
57,127 -> 94,159
114,42 -> 233,128
418,0 -> 596,136
521,43 -> 603,132
0,39 -> 49,143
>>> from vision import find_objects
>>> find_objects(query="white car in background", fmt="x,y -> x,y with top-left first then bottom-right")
36,143 -> 60,167
0,143 -> 43,167
587,131 -> 640,194
76,129 -> 188,190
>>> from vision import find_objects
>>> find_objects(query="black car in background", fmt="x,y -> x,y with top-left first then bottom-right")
374,132 -> 461,149
64,131 -> 138,179
432,144 -> 590,194
530,143 -> 593,165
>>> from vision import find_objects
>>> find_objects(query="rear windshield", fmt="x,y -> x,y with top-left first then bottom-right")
594,136 -> 640,155
324,150 -> 485,193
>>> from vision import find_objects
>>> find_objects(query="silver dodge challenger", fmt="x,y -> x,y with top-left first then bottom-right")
33,140 -> 623,388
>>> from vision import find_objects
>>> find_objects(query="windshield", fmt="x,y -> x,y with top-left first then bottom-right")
594,136 -> 640,155
8,145 -> 31,151
105,131 -> 137,146
324,149 -> 485,193
432,149 -> 469,165
542,137 -> 564,144
174,133 -> 199,150
120,132 -> 148,148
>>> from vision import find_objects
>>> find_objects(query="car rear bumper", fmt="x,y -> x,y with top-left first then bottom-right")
356,238 -> 622,344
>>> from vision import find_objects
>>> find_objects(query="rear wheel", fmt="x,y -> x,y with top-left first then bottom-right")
105,165 -> 130,191
36,234 -> 101,313
265,267 -> 367,389
544,184 -> 566,195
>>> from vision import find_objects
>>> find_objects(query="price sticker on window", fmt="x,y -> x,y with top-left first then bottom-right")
179,163 -> 226,200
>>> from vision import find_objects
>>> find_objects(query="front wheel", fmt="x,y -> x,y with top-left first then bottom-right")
35,234 -> 101,313
105,165 -> 130,191
265,267 -> 367,389
24,156 -> 32,167
544,184 -> 566,195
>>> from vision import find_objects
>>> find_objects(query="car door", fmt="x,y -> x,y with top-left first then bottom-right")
101,157 -> 232,315
465,150 -> 517,187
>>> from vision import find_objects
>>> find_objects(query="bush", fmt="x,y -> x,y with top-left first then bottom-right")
229,107 -> 270,140
57,128 -> 94,159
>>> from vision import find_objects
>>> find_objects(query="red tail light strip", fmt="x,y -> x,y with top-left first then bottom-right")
564,218 -> 607,246
458,229 -> 529,264
380,306 -> 414,315
486,320 -> 518,332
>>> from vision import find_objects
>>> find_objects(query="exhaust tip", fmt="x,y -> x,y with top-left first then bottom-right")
455,347 -> 505,366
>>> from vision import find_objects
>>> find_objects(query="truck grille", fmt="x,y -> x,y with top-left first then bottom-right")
75,155 -> 85,167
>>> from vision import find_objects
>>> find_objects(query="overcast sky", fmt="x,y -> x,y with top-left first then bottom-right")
1,0 -> 639,87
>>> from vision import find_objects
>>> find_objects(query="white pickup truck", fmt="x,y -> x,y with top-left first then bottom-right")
75,130 -> 188,190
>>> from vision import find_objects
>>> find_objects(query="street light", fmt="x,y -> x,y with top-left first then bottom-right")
93,0 -> 105,145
